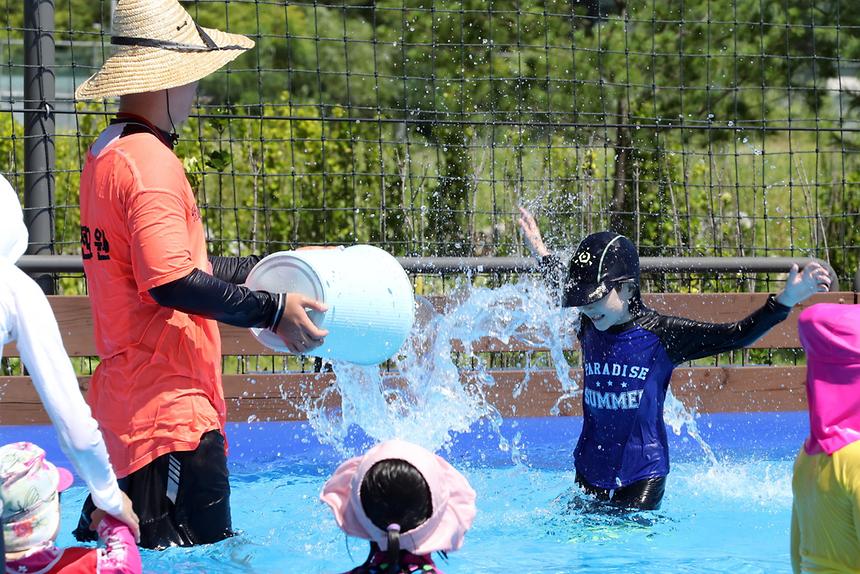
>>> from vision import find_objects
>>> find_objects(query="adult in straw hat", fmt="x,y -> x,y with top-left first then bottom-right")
73,0 -> 328,549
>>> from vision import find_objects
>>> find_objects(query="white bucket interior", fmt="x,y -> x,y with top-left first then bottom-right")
245,246 -> 415,365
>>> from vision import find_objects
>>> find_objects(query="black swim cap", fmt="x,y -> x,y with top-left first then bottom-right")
562,232 -> 639,307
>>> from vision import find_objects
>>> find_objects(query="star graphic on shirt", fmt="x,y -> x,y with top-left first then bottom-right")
595,381 -> 601,388
621,382 -> 628,388
606,380 -> 613,387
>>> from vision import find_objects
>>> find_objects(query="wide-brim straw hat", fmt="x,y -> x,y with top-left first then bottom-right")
75,0 -> 254,100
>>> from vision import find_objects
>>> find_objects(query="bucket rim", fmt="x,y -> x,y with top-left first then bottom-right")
246,250 -> 327,302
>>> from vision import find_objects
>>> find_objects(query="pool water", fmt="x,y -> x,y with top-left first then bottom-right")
2,411 -> 806,573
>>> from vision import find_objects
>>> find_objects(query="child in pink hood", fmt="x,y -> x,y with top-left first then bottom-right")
321,440 -> 476,574
0,442 -> 141,573
791,303 -> 860,573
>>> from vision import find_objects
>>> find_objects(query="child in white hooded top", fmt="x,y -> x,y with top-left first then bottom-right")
0,175 -> 138,539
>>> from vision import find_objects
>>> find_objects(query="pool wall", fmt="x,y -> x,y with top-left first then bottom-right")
0,411 -> 809,481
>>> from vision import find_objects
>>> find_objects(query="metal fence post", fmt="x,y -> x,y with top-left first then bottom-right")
23,0 -> 56,294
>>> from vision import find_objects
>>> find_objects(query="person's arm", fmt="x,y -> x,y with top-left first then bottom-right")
538,253 -> 566,300
645,294 -> 792,364
149,268 -> 281,328
149,268 -> 328,354
94,516 -> 143,574
129,189 -> 273,327
650,262 -> 831,364
518,206 -> 549,258
128,188 -> 327,354
518,206 -> 566,300
2,267 -> 138,538
209,254 -> 262,284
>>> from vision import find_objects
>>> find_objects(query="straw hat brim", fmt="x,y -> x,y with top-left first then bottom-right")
75,26 -> 254,100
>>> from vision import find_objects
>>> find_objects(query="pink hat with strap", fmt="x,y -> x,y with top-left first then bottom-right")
320,439 -> 476,554
798,303 -> 860,455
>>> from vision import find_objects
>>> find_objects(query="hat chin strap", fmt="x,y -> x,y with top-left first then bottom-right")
165,91 -> 180,147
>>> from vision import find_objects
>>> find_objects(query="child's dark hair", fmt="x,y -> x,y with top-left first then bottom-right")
615,279 -> 644,314
360,458 -> 432,574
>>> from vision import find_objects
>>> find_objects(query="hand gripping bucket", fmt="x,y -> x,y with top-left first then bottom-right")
244,245 -> 415,365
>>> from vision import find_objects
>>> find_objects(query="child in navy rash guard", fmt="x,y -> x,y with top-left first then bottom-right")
518,207 -> 832,510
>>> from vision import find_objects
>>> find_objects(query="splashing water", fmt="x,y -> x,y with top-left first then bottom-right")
305,277 -> 716,463
305,278 -> 577,455
664,385 -> 719,465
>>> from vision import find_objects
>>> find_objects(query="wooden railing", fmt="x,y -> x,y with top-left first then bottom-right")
1,292 -> 855,425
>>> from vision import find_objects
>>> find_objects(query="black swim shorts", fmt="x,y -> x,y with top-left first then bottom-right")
73,430 -> 233,549
575,472 -> 666,511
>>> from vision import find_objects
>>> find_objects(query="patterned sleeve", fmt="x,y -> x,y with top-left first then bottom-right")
96,516 -> 143,574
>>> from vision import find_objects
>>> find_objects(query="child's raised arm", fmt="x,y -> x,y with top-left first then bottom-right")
517,206 -> 550,258
518,207 -> 566,298
647,262 -> 831,365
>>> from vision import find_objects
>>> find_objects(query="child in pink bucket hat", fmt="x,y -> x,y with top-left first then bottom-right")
321,439 -> 476,574
791,304 -> 860,573
0,442 -> 141,573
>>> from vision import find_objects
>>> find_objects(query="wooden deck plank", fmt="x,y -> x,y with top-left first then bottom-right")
0,366 -> 808,425
2,292 -> 851,359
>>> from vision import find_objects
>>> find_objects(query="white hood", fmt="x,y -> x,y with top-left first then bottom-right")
0,174 -> 28,265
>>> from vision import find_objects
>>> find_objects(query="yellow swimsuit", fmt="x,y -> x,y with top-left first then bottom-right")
792,440 -> 860,573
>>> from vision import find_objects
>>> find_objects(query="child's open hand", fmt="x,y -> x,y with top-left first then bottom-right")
517,206 -> 549,258
776,262 -> 832,307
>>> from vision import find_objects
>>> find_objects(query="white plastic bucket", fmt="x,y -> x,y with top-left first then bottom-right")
244,245 -> 415,365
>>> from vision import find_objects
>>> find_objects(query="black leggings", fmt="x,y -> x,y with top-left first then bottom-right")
73,430 -> 233,549
575,472 -> 666,510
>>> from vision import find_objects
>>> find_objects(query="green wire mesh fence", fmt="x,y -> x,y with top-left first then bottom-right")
1,0 -> 859,282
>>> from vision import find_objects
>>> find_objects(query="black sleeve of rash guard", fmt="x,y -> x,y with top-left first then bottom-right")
208,254 -> 263,285
149,268 -> 284,329
638,294 -> 792,365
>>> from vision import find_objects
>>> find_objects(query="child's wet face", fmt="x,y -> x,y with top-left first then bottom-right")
577,284 -> 633,330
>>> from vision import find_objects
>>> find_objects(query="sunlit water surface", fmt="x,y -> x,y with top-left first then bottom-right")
5,412 -> 800,573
